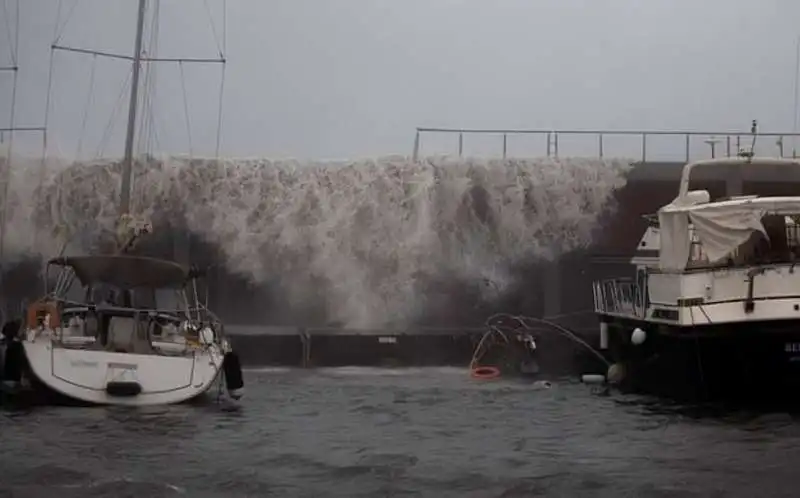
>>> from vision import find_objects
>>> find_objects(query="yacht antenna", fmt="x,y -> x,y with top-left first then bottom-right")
703,136 -> 723,158
793,35 -> 800,158
737,119 -> 757,162
119,0 -> 147,217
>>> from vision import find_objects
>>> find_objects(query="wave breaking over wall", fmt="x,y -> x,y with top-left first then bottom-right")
1,154 -> 632,328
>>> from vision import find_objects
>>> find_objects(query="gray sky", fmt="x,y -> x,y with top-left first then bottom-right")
2,0 -> 800,160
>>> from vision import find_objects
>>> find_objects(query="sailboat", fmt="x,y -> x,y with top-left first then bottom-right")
1,0 -> 244,406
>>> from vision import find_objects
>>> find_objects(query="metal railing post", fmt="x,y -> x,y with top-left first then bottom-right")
458,132 -> 463,157
502,133 -> 507,159
546,132 -> 551,157
684,134 -> 690,162
641,133 -> 647,162
412,129 -> 420,161
553,132 -> 559,158
598,133 -> 604,158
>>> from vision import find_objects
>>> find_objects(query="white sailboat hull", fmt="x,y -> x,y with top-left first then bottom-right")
22,338 -> 223,406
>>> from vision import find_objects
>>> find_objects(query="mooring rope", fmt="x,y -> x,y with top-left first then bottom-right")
482,313 -> 610,368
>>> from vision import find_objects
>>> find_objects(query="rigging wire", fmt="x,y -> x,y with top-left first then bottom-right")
75,54 -> 97,160
178,61 -> 194,156
0,0 -> 20,318
202,0 -> 223,59
95,69 -> 132,159
137,0 -> 161,159
53,0 -> 79,45
31,0 -> 68,254
12,0 -> 17,64
141,79 -> 162,155
214,0 -> 227,158
52,0 -> 62,41
215,63 -> 226,158
0,0 -> 15,66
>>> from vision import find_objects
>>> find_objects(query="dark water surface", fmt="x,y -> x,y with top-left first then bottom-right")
2,367 -> 799,497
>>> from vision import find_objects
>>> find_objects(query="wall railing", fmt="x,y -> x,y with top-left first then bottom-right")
412,127 -> 800,163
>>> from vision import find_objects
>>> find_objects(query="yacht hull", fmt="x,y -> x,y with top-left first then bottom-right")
13,339 -> 223,406
602,315 -> 800,404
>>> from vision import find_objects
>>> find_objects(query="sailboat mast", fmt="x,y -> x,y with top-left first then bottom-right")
119,0 -> 147,216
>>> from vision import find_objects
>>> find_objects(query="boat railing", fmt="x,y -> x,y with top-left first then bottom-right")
593,278 -> 646,318
51,304 -> 223,350
412,127 -> 800,162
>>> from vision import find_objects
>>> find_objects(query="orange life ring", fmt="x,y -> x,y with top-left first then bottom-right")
470,365 -> 501,380
26,301 -> 60,329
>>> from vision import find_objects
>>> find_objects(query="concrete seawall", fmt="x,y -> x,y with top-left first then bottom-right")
226,324 -> 605,375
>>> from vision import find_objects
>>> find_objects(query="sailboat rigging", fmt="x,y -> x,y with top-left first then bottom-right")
0,0 -> 244,407
0,0 -> 46,321
48,0 -> 226,244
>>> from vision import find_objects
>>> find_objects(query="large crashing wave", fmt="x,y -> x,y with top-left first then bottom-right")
0,154 -> 632,327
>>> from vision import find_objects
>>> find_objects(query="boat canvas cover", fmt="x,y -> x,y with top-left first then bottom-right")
658,197 -> 800,271
48,255 -> 190,289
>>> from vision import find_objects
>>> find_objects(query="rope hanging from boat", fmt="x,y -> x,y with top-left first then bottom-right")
484,313 -> 611,368
469,325 -> 509,370
467,312 -> 611,380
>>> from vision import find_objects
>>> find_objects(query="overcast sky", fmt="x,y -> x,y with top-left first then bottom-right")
2,0 -> 800,160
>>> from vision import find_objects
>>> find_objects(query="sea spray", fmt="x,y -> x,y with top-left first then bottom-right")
1,154 -> 633,327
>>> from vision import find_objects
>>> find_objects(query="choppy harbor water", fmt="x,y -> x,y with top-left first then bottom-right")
2,367 -> 800,498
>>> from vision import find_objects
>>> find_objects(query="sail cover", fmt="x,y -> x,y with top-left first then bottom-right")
658,197 -> 800,271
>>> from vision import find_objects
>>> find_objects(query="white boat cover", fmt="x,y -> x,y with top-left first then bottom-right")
658,197 -> 800,271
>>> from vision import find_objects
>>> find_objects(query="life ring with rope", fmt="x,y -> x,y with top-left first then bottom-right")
470,365 -> 501,380
26,300 -> 61,330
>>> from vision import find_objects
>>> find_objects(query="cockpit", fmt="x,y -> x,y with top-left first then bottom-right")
40,255 -> 213,355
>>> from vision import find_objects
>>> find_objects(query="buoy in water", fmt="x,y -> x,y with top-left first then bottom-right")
581,373 -> 606,385
222,351 -> 244,400
606,363 -> 626,385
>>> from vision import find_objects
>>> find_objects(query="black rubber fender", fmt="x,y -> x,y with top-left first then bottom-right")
2,341 -> 24,383
223,351 -> 244,395
105,381 -> 142,397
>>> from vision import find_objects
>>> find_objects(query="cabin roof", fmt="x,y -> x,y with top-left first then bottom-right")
47,255 -> 190,289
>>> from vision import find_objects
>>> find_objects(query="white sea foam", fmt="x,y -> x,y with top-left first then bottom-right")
0,153 -> 632,327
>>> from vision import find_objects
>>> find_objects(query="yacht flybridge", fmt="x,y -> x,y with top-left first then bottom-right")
593,153 -> 800,402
